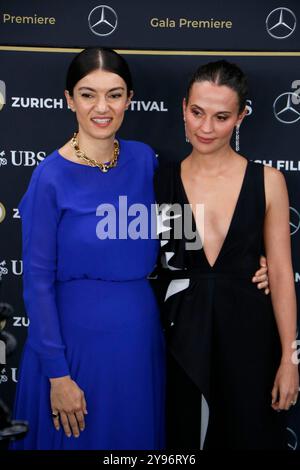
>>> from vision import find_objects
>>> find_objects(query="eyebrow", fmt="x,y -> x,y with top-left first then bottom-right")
190,104 -> 232,114
78,86 -> 125,92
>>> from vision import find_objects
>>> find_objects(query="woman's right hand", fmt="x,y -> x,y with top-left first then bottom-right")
50,375 -> 88,437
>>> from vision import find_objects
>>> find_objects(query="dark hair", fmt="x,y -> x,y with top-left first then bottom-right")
186,60 -> 248,114
66,47 -> 133,96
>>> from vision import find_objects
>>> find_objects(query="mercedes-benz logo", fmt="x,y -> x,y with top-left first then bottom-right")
88,5 -> 118,37
290,207 -> 300,236
273,92 -> 300,124
266,8 -> 297,39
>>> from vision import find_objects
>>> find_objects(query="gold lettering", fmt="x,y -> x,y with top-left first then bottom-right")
22,16 -> 34,24
153,16 -> 233,30
2,13 -> 56,25
150,18 -> 159,27
150,17 -> 175,28
198,20 -> 210,28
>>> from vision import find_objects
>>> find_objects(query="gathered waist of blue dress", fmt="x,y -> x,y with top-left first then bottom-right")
56,276 -> 150,283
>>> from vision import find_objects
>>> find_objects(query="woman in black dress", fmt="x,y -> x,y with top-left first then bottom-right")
155,60 -> 299,449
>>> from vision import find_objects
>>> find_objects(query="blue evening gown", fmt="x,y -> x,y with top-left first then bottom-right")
10,140 -> 165,450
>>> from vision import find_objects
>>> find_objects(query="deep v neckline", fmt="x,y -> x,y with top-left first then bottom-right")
178,159 -> 250,269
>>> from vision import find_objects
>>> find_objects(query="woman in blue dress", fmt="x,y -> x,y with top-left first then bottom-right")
11,48 -> 165,450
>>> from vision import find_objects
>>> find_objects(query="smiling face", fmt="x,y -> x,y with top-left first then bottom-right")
65,68 -> 132,141
183,80 -> 246,155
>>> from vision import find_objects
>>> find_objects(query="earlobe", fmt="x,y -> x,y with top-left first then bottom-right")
125,90 -> 134,110
182,98 -> 187,121
125,100 -> 131,110
237,108 -> 247,126
65,90 -> 75,112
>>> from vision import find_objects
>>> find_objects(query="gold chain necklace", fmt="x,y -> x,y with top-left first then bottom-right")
70,132 -> 119,173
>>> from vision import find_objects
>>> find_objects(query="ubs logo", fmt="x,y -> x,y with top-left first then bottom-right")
88,5 -> 118,36
0,367 -> 7,381
0,261 -> 8,279
0,260 -> 23,277
0,150 -> 7,167
0,367 -> 18,383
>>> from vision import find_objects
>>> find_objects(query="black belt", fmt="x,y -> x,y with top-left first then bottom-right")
157,267 -> 254,281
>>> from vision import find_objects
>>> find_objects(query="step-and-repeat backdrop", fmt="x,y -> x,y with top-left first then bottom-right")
0,0 -> 300,449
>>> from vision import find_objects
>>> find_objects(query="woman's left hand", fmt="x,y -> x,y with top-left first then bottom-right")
252,255 -> 269,294
271,362 -> 299,411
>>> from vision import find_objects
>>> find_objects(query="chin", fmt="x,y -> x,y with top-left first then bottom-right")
194,140 -> 227,155
193,143 -> 216,154
91,128 -> 116,140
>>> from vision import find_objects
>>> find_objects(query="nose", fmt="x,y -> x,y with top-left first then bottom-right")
200,116 -> 213,133
94,95 -> 109,113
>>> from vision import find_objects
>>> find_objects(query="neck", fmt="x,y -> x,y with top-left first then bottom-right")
188,145 -> 236,176
75,132 -> 116,163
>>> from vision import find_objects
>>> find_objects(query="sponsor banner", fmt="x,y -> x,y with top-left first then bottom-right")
0,1 -> 299,50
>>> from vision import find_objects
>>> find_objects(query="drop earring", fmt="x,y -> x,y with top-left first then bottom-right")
184,119 -> 190,143
235,124 -> 240,152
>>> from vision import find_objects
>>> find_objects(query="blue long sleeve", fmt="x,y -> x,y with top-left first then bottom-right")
20,160 -> 69,378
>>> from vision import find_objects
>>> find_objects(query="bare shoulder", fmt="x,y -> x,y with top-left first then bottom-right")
264,164 -> 286,188
234,154 -> 249,173
263,165 -> 288,209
